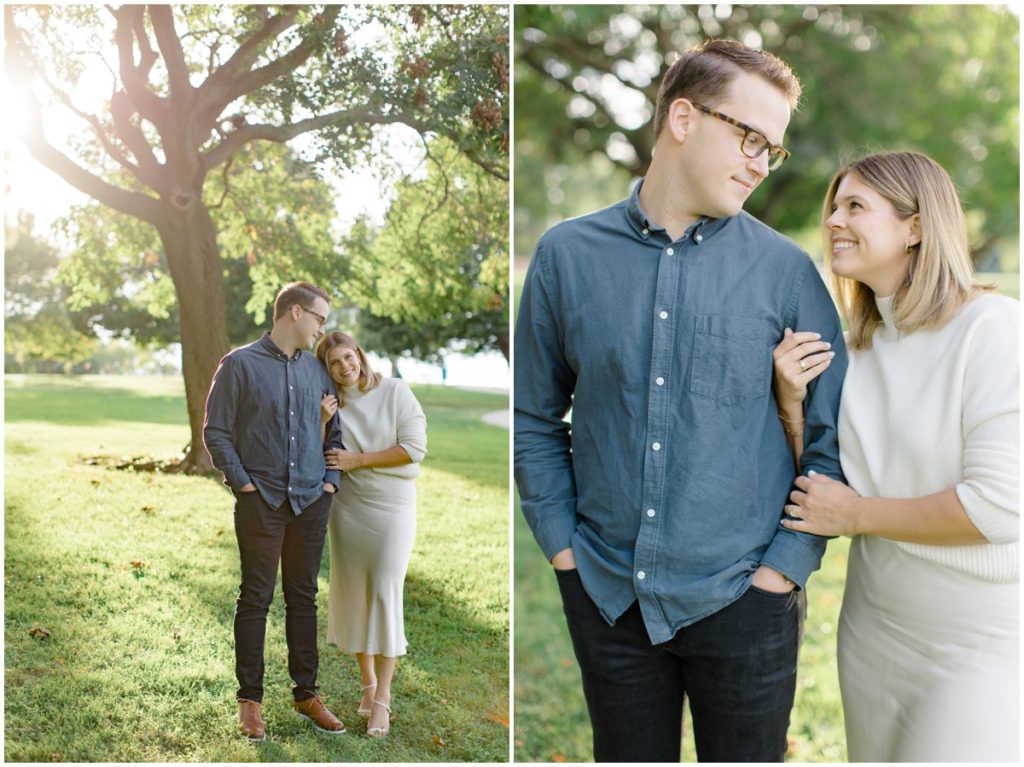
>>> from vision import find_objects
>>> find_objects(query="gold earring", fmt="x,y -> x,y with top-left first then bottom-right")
905,241 -> 914,255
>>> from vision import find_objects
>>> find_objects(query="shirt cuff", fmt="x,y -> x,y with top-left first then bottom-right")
759,526 -> 828,589
224,466 -> 252,491
324,469 -> 342,490
530,509 -> 578,562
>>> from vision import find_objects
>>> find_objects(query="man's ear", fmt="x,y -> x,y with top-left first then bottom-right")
666,98 -> 695,144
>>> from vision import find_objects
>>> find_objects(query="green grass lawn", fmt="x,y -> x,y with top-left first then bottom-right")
514,495 -> 850,762
4,374 -> 509,762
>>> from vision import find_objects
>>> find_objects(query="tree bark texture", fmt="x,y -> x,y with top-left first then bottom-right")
155,203 -> 230,473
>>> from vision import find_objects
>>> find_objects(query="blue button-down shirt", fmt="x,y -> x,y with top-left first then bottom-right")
203,332 -> 343,515
514,181 -> 848,644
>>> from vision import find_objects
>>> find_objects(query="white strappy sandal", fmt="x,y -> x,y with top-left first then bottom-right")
366,699 -> 391,738
358,683 -> 377,717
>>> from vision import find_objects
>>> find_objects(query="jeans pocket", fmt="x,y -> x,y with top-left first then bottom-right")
747,585 -> 801,617
689,315 -> 776,405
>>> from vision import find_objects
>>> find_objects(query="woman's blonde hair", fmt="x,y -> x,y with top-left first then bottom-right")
316,331 -> 382,406
822,151 -> 992,349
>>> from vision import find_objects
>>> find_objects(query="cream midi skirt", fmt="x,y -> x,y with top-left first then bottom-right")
326,475 -> 416,657
838,535 -> 1019,762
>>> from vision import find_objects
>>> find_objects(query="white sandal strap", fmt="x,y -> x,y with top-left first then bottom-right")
361,683 -> 377,691
372,699 -> 392,712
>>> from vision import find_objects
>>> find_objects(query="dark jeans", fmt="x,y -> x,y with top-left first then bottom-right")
233,489 -> 332,703
556,568 -> 803,763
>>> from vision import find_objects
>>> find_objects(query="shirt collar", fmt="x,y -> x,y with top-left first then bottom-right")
626,177 -> 734,244
259,331 -> 302,361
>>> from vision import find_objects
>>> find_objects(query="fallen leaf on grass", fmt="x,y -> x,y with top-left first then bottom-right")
551,754 -> 567,762
484,711 -> 509,728
432,735 -> 446,747
129,560 -> 145,568
172,629 -> 182,641
50,752 -> 64,761
141,505 -> 156,514
28,624 -> 51,639
559,657 -> 574,668
439,697 -> 448,705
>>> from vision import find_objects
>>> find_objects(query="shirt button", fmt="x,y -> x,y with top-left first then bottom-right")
290,410 -> 294,415
291,436 -> 295,440
290,462 -> 294,467
695,233 -> 704,243
287,486 -> 292,492
656,377 -> 665,386
666,247 -> 674,256
652,442 -> 661,451
637,571 -> 646,580
659,311 -> 668,320
646,509 -> 656,518
289,385 -> 293,390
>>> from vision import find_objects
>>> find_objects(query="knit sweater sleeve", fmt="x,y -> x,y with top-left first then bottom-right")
955,296 -> 1019,544
394,380 -> 428,464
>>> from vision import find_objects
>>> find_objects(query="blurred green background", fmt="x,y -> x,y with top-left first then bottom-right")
514,5 -> 1019,276
512,4 -> 1019,762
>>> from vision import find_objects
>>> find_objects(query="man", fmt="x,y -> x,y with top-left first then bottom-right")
204,281 -> 346,741
514,40 -> 847,762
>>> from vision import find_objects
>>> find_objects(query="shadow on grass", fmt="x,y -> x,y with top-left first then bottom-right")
5,494 -> 507,762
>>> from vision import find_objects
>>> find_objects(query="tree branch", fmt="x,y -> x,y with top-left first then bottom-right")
113,5 -> 165,122
109,90 -> 165,188
18,97 -> 162,224
201,108 -> 431,171
195,6 -> 338,134
148,5 -> 192,100
195,7 -> 298,119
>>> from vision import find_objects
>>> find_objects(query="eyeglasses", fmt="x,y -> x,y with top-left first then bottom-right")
300,306 -> 327,329
691,103 -> 791,171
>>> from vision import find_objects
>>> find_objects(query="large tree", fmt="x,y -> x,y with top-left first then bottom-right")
515,5 -> 1018,261
5,4 -> 508,471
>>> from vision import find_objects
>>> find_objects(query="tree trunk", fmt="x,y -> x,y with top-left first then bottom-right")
497,332 -> 509,363
156,200 -> 230,474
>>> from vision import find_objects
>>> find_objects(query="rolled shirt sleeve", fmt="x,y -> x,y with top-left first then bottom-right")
203,353 -> 253,491
761,258 -> 848,588
513,242 -> 580,562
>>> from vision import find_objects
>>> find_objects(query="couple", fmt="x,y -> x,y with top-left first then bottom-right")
203,282 -> 427,741
514,40 -> 1018,762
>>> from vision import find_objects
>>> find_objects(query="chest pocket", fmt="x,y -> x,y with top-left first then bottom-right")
689,315 -> 776,406
295,385 -> 322,422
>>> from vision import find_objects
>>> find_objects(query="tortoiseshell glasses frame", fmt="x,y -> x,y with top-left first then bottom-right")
692,103 -> 791,170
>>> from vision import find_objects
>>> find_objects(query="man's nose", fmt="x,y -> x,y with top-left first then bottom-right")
747,150 -> 770,179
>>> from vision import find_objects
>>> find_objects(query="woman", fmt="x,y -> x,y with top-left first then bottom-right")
773,151 -> 1018,761
316,332 -> 427,738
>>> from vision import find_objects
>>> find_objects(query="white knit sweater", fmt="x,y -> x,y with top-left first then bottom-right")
838,292 -> 1019,583
339,377 -> 427,486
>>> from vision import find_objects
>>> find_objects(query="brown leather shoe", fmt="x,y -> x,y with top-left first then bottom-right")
294,694 -> 346,734
237,698 -> 266,741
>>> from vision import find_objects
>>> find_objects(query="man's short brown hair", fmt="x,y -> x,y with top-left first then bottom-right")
652,39 -> 801,139
273,281 -> 331,320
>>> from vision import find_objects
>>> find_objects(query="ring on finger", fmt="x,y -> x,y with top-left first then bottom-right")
799,359 -> 807,371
